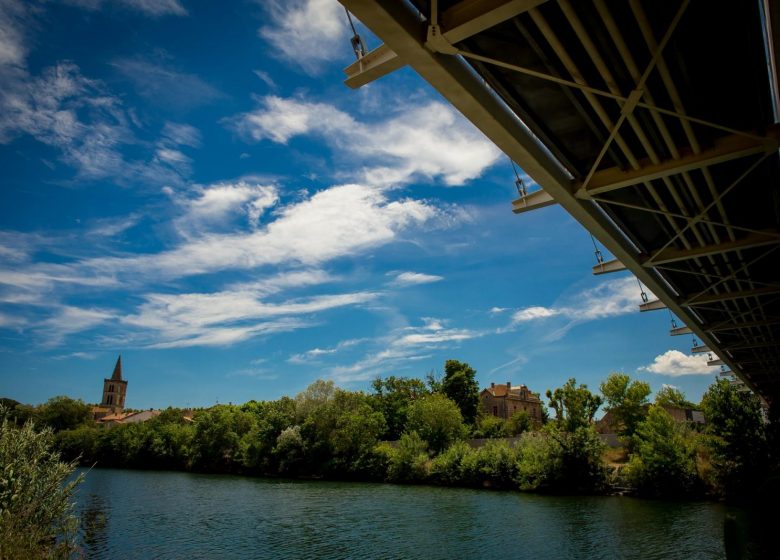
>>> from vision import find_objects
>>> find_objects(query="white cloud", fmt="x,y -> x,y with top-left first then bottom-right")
329,318 -> 482,382
38,305 -> 115,346
121,288 -> 378,349
64,0 -> 186,16
0,61 -> 193,185
233,96 -> 501,187
259,0 -> 348,75
393,272 -> 443,286
0,0 -> 27,68
639,350 -> 713,376
287,337 -> 367,364
511,306 -> 560,322
507,277 -> 652,339
82,183 -> 437,281
161,122 -> 201,147
0,311 -> 26,328
172,181 -> 279,234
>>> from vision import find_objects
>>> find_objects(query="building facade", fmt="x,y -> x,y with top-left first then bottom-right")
93,356 -> 128,421
480,382 -> 543,426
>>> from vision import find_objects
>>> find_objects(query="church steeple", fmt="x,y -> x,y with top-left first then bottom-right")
111,355 -> 123,381
101,355 -> 128,410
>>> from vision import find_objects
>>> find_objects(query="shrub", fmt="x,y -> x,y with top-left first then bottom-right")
515,432 -> 557,491
0,412 -> 82,559
473,415 -> 506,439
430,440 -> 473,485
626,405 -> 700,497
506,410 -> 531,436
385,432 -> 429,483
514,427 -> 606,493
461,440 -> 518,489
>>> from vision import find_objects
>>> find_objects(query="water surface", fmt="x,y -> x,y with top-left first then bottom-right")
75,468 -> 733,559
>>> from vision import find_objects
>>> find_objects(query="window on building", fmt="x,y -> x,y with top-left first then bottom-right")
107,394 -> 113,405
493,406 -> 498,417
109,384 -> 114,392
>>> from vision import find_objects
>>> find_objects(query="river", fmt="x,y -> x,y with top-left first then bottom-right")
74,468 -> 736,559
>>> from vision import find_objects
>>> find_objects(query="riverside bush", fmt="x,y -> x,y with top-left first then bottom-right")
626,406 -> 700,498
514,432 -> 557,491
429,440 -> 472,485
383,432 -> 429,483
0,411 -> 82,560
460,440 -> 518,488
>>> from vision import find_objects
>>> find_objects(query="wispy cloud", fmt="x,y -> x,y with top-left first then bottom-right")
64,0 -> 187,17
638,350 -> 712,376
328,317 -> 482,382
112,56 -> 223,111
287,337 -> 368,364
392,272 -> 443,287
258,0 -> 349,75
0,0 -> 28,68
81,183 -> 438,281
231,96 -> 501,187
503,276 -> 650,340
38,305 -> 115,346
0,60 -> 197,185
122,289 -> 378,349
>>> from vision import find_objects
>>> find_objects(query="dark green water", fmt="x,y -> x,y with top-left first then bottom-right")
74,468 -> 734,559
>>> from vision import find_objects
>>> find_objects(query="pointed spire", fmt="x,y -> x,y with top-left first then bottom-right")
111,355 -> 123,381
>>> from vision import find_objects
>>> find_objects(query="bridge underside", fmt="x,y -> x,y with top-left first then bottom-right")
340,0 -> 780,404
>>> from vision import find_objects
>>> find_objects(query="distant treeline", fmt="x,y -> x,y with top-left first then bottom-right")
3,361 -> 778,502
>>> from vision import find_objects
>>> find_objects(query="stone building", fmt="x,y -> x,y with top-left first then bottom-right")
480,381 -> 543,426
596,405 -> 705,434
92,356 -> 128,421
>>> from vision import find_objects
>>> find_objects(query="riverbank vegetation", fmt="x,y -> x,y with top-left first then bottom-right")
2,363 -> 777,504
0,408 -> 82,560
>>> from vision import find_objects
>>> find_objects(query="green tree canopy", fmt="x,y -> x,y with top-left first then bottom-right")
599,372 -> 651,438
295,379 -> 336,422
654,385 -> 698,409
371,376 -> 430,440
701,379 -> 768,499
627,405 -> 699,497
36,396 -> 94,432
406,393 -> 466,453
442,360 -> 480,425
546,378 -> 602,432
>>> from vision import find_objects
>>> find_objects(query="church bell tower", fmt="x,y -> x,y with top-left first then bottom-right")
100,355 -> 128,410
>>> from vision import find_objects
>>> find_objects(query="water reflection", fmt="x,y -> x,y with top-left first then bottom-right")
78,493 -> 108,557
73,469 -> 736,560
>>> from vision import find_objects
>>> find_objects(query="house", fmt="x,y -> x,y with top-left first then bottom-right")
596,404 -> 705,435
480,381 -> 543,426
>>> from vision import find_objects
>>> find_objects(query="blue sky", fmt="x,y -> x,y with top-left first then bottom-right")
0,0 -> 719,409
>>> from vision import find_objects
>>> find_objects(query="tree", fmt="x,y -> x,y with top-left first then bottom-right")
506,410 -> 531,436
546,378 -> 602,432
36,396 -> 93,432
627,405 -> 699,497
599,373 -> 651,439
654,385 -> 698,409
406,393 -> 466,453
295,379 -> 336,422
701,379 -> 768,499
1,411 -> 82,559
382,431 -> 429,483
442,360 -> 480,425
371,376 -> 430,440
